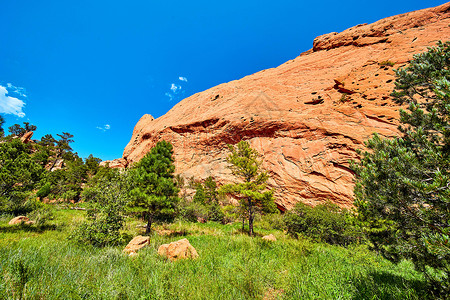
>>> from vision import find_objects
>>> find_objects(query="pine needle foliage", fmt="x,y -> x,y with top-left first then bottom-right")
0,140 -> 43,214
353,41 -> 450,296
128,140 -> 179,233
70,168 -> 130,247
220,141 -> 275,236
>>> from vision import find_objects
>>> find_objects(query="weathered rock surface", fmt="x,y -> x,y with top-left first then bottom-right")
121,3 -> 450,210
8,216 -> 30,225
20,131 -> 33,143
99,158 -> 128,169
47,159 -> 64,172
262,234 -> 277,242
123,235 -> 150,255
158,238 -> 199,261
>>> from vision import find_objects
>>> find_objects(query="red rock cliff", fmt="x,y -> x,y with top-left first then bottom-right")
122,3 -> 450,210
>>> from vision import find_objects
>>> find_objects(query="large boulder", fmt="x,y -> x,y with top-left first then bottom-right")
123,235 -> 150,255
262,234 -> 277,242
20,131 -> 34,143
8,216 -> 31,225
158,238 -> 199,261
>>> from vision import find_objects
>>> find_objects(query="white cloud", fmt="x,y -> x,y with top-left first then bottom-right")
165,92 -> 174,102
96,124 -> 111,131
166,83 -> 183,102
170,83 -> 181,93
165,78 -> 187,102
0,85 -> 26,117
6,83 -> 27,98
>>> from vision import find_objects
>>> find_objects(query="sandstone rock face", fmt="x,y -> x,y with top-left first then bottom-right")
8,216 -> 30,225
99,158 -> 128,169
20,131 -> 33,143
158,238 -> 199,261
47,159 -> 64,172
122,3 -> 450,210
262,234 -> 277,242
123,235 -> 150,255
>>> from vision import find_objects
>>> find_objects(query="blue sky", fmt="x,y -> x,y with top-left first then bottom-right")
0,0 -> 446,160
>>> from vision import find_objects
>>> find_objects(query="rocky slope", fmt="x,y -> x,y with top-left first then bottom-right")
118,3 -> 450,210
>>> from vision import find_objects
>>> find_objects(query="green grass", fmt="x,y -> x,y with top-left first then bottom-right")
0,208 -> 429,299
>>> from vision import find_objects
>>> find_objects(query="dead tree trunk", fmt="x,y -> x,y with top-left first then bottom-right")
248,198 -> 254,236
145,213 -> 153,234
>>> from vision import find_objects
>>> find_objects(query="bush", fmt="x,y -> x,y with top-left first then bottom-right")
222,204 -> 240,223
70,169 -> 130,247
379,60 -> 395,67
207,203 -> 225,222
181,176 -> 226,223
177,199 -> 209,222
61,189 -> 80,202
27,205 -> 54,226
0,140 -> 44,215
192,183 -> 206,204
339,93 -> 350,103
284,201 -> 361,246
177,199 -> 226,223
71,211 -> 125,247
36,183 -> 51,199
258,213 -> 285,231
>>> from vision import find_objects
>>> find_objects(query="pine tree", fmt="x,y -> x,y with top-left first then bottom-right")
0,115 -> 5,137
0,140 -> 43,214
353,41 -> 449,295
40,134 -> 57,147
129,141 -> 179,234
71,169 -> 131,246
8,122 -> 37,137
48,132 -> 74,170
204,176 -> 219,205
84,154 -> 102,175
220,141 -> 274,236
193,176 -> 219,205
193,182 -> 206,204
56,132 -> 74,157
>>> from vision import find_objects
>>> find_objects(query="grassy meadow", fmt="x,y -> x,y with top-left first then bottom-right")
0,206 -> 428,299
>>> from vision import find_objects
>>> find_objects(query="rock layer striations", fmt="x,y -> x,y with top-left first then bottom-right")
121,3 -> 450,210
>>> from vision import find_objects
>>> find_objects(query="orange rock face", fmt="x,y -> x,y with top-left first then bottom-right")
122,3 -> 450,210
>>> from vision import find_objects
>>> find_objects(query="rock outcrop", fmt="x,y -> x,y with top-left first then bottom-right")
47,159 -> 64,172
8,216 -> 32,225
20,131 -> 34,144
123,235 -> 150,255
262,234 -> 277,242
99,158 -> 128,169
158,238 -> 199,261
121,3 -> 450,210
